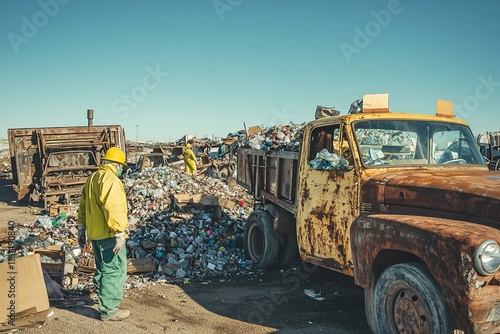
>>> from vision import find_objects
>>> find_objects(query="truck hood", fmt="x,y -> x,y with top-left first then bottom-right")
369,171 -> 500,221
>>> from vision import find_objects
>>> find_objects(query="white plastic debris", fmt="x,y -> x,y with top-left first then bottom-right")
304,289 -> 326,301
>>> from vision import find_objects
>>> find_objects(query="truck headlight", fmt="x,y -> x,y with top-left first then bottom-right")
474,240 -> 500,276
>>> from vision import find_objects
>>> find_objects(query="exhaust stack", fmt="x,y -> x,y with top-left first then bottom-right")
87,109 -> 94,128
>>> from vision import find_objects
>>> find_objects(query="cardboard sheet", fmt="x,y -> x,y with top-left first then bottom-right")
0,254 -> 50,330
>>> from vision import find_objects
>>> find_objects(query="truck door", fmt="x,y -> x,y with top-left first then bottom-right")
296,122 -> 358,275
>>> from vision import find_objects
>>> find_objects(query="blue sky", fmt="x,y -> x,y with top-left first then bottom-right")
1,0 -> 499,142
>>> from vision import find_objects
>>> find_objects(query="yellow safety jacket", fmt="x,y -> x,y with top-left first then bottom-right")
183,148 -> 197,174
78,164 -> 129,240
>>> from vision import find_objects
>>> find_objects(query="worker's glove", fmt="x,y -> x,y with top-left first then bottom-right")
78,224 -> 86,249
113,232 -> 126,254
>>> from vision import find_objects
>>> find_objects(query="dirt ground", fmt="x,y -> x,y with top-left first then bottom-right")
0,178 -> 370,334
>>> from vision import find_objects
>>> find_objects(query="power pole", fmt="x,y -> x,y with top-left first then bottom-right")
135,125 -> 139,142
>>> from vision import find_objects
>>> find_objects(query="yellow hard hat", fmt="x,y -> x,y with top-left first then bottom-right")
103,147 -> 126,166
186,143 -> 192,149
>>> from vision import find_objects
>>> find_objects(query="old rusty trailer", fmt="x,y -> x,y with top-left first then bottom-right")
8,110 -> 126,209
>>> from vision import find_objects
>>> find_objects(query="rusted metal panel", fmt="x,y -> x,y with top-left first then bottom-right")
237,150 -> 252,192
296,167 -> 358,275
278,156 -> 297,201
266,156 -> 278,195
237,148 -> 299,211
8,124 -> 126,208
269,203 -> 296,235
136,153 -> 167,173
350,214 -> 500,333
362,170 -> 500,222
295,122 -> 359,275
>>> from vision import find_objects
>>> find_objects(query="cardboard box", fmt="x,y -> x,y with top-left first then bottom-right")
76,243 -> 155,274
33,245 -> 66,284
127,258 -> 155,274
0,254 -> 50,330
49,204 -> 70,217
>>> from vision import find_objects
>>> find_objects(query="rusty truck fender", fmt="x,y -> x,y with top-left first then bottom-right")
350,213 -> 500,332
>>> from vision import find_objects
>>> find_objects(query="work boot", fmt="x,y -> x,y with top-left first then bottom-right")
101,309 -> 130,321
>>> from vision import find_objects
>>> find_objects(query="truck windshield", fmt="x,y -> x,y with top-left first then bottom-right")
352,120 -> 485,167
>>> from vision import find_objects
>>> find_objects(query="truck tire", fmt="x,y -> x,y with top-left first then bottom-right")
278,233 -> 299,268
374,262 -> 453,334
364,270 -> 377,334
244,210 -> 279,268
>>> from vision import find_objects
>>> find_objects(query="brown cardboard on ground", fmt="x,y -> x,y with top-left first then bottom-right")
127,258 -> 155,274
173,193 -> 221,219
0,254 -> 50,331
173,193 -> 219,206
0,227 -> 8,243
219,198 -> 236,210
49,204 -> 70,217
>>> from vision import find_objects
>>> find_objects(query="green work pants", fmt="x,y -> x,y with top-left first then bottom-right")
92,237 -> 126,317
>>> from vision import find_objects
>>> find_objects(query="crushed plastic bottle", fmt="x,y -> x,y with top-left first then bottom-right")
37,215 -> 53,230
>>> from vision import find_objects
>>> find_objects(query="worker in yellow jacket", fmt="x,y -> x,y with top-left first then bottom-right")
77,147 -> 130,321
183,142 -> 197,175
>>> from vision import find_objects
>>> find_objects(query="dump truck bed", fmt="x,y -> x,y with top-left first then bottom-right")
237,148 -> 299,214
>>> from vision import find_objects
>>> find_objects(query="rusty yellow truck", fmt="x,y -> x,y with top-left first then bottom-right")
237,94 -> 500,333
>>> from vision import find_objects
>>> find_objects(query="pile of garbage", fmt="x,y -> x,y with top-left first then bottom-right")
244,123 -> 305,152
122,165 -> 255,282
124,164 -> 253,220
0,141 -> 11,177
1,164 -> 257,289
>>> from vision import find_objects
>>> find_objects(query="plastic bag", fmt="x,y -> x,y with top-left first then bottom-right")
43,269 -> 64,300
248,137 -> 262,149
37,215 -> 53,230
310,149 -> 349,170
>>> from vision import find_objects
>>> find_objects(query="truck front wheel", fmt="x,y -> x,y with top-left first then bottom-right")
244,210 -> 279,268
374,262 -> 453,334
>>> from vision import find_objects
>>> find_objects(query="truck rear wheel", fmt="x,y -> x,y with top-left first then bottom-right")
374,262 -> 453,334
278,233 -> 299,268
244,210 -> 279,268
